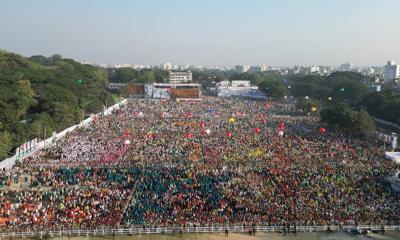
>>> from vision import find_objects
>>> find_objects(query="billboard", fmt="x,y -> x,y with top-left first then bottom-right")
169,88 -> 200,99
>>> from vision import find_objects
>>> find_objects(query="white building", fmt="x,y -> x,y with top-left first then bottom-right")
231,80 -> 251,87
305,65 -> 320,74
384,60 -> 400,81
178,65 -> 189,70
215,80 -> 265,99
250,64 -> 268,72
362,67 -> 375,76
340,62 -> 352,71
162,62 -> 173,70
235,65 -> 250,73
169,71 -> 193,84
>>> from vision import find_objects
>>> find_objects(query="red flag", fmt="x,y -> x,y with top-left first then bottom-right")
123,129 -> 131,137
254,127 -> 261,134
184,133 -> 194,138
146,133 -> 154,139
319,127 -> 326,134
226,131 -> 232,138
183,112 -> 193,117
261,119 -> 267,124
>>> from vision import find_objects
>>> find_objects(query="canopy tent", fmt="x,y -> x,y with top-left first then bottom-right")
385,152 -> 400,164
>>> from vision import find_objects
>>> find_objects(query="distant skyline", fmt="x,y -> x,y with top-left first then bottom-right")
0,0 -> 399,66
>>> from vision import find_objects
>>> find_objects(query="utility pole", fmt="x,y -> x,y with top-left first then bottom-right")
44,128 -> 47,149
81,109 -> 85,125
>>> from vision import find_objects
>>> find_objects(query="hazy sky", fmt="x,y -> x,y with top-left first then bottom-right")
0,0 -> 399,66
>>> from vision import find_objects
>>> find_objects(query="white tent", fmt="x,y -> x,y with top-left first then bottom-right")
385,152 -> 400,164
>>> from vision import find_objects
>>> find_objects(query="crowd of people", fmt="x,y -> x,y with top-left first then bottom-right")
0,97 -> 399,231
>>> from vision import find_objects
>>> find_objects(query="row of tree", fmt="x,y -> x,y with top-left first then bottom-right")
108,68 -> 168,84
0,50 -> 114,160
362,90 -> 400,125
286,72 -> 400,134
287,72 -> 378,137
1,49 -> 398,158
288,72 -> 368,106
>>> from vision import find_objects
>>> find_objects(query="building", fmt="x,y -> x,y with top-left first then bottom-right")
367,84 -> 382,92
215,80 -> 265,99
250,64 -> 268,72
362,67 -> 375,76
235,65 -> 250,73
384,60 -> 400,82
319,66 -> 333,75
178,65 -> 189,71
169,71 -> 192,84
340,62 -> 352,71
162,62 -> 173,70
304,65 -> 320,74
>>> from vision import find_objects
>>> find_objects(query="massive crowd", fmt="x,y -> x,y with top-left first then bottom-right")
0,97 -> 399,231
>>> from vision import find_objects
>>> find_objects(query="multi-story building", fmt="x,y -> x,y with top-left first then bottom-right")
235,65 -> 250,73
362,67 -> 375,76
162,62 -> 173,70
178,65 -> 189,70
305,65 -> 320,74
384,60 -> 400,82
250,64 -> 268,72
340,62 -> 352,71
169,71 -> 192,84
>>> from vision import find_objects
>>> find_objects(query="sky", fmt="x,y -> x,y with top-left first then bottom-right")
0,0 -> 399,66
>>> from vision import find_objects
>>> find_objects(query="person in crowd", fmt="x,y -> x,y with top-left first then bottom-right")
0,98 -> 399,230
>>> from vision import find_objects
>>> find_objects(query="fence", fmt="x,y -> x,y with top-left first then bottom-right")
0,99 -> 128,170
0,225 -> 399,237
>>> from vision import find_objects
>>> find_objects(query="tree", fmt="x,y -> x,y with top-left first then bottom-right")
109,68 -> 137,83
290,82 -> 317,97
49,102 -> 76,130
9,79 -> 37,119
258,80 -> 288,99
362,91 -> 387,116
0,131 -> 12,159
289,75 -> 326,98
321,103 -> 358,130
296,98 -> 318,113
356,111 -> 375,138
362,90 -> 400,125
320,103 -> 375,137
331,80 -> 368,106
31,112 -> 55,139
137,69 -> 156,83
289,72 -> 368,105
0,50 -> 116,160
